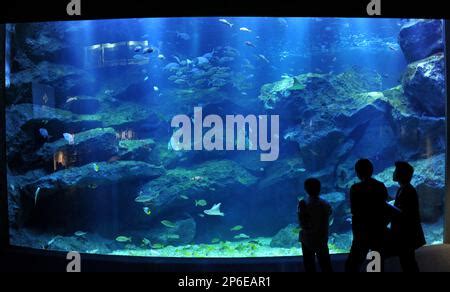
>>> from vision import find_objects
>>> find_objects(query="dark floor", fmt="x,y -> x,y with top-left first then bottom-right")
1,245 -> 449,272
408,244 -> 450,272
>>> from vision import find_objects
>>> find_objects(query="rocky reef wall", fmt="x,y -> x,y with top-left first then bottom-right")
4,20 -> 446,252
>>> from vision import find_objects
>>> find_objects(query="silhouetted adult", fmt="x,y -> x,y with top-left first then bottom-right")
298,178 -> 333,272
388,161 -> 426,272
345,159 -> 389,272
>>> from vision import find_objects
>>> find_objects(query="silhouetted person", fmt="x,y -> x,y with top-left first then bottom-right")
345,159 -> 389,272
298,178 -> 333,272
388,161 -> 426,272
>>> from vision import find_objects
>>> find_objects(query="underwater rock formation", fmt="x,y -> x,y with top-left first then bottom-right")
118,139 -> 155,162
259,71 -> 397,178
257,158 -> 306,191
270,224 -> 299,248
136,160 -> 258,218
6,104 -> 103,173
402,53 -> 446,117
26,127 -> 119,171
8,177 -> 23,229
398,20 -> 444,63
259,70 -> 382,115
254,158 -> 335,233
416,184 -> 445,223
7,23 -> 93,105
334,99 -> 398,180
7,169 -> 48,228
321,192 -> 349,230
12,161 -> 165,230
262,68 -> 445,194
6,104 -> 101,144
7,62 -> 97,105
375,154 -> 445,223
114,80 -> 160,103
9,228 -> 115,254
5,101 -> 166,173
24,161 -> 165,198
100,103 -> 166,136
62,96 -> 102,115
5,19 -> 446,256
13,23 -> 79,64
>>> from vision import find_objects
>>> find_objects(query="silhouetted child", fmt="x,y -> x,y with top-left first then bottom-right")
345,158 -> 389,272
388,161 -> 426,272
298,178 -> 333,272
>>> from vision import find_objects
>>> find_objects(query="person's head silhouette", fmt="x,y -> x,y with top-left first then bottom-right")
304,178 -> 321,198
355,159 -> 373,181
393,161 -> 414,185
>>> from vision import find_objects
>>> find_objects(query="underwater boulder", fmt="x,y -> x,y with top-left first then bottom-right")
394,114 -> 445,161
8,177 -> 24,229
344,114 -> 396,169
24,128 -> 119,171
5,104 -> 102,143
398,20 -> 444,63
257,158 -> 307,192
329,231 -> 353,252
100,103 -> 167,137
7,61 -> 97,105
283,123 -> 347,172
23,161 -> 165,206
288,98 -> 396,176
259,70 -> 382,121
13,22 -> 80,65
321,192 -> 350,231
10,49 -> 35,72
322,192 -> 346,213
9,228 -> 115,254
136,160 -> 258,218
5,104 -> 103,174
118,139 -> 155,162
146,141 -> 183,168
333,99 -> 398,182
333,94 -> 394,129
62,96 -> 102,115
7,168 -> 55,228
17,161 -> 165,233
259,73 -> 336,118
402,53 -> 446,117
256,158 -> 318,232
114,80 -> 159,103
270,224 -> 299,248
416,183 -> 445,223
374,154 -> 445,222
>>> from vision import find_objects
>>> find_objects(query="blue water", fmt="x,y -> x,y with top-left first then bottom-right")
5,17 -> 445,257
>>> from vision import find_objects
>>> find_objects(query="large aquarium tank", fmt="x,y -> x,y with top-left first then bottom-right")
4,18 -> 446,258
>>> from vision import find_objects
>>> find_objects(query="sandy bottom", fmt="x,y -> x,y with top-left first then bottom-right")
107,237 -> 349,258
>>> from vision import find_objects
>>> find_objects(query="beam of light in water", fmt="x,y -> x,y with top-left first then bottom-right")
5,24 -> 13,88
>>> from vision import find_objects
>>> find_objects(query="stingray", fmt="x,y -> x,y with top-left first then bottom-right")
204,203 -> 225,217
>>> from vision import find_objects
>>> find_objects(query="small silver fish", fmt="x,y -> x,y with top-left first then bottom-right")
258,54 -> 270,63
218,18 -> 234,28
74,231 -> 87,237
35,187 -> 41,206
66,97 -> 78,103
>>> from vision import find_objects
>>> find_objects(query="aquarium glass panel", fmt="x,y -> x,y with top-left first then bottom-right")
4,18 -> 446,257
